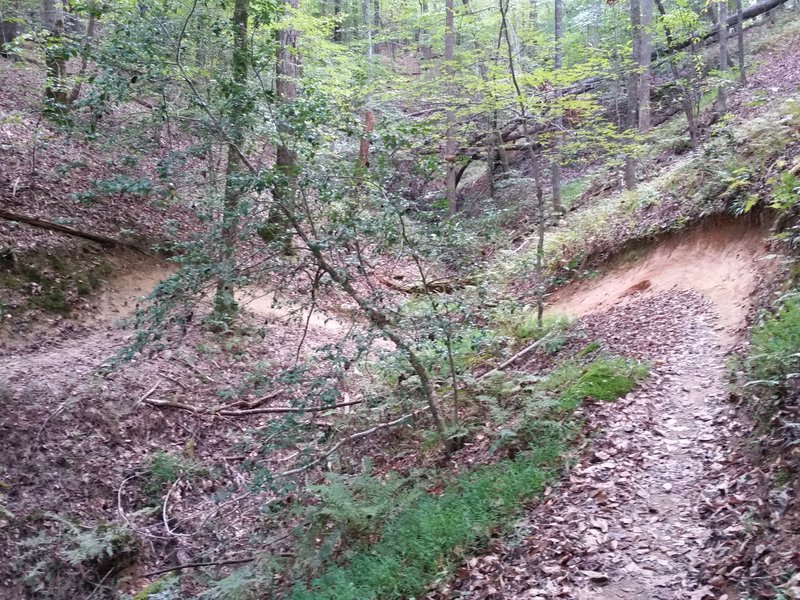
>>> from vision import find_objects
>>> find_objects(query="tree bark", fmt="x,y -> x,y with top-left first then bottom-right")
213,0 -> 249,324
638,0 -> 653,132
270,0 -> 300,256
500,0 -> 546,325
552,0 -> 564,214
42,0 -> 68,110
736,0 -> 747,84
654,0 -> 699,149
444,0 -> 458,217
625,0 -> 641,190
717,0 -> 729,112
333,0 -> 342,41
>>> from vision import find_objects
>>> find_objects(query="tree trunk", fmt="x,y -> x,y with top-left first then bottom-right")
638,0 -> 653,132
625,0 -> 641,190
373,0 -> 381,28
552,0 -> 564,214
717,0 -> 729,112
213,0 -> 249,324
500,0 -> 546,325
736,0 -> 746,84
444,0 -> 458,217
362,0 -> 372,56
270,0 -> 300,256
333,0 -> 342,41
42,0 -> 68,111
654,0 -> 699,149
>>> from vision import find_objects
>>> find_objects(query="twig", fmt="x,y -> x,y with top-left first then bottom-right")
137,380 -> 161,405
117,474 -> 138,529
141,556 -> 258,578
162,478 -> 188,538
477,333 -> 554,382
180,359 -> 217,384
143,397 -> 363,416
277,407 -> 426,478
35,400 -> 69,443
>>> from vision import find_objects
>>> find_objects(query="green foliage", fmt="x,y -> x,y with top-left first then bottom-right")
299,470 -> 422,569
141,451 -> 210,501
293,450 -> 557,600
745,292 -> 800,390
292,354 -> 646,600
18,517 -> 136,598
557,357 -> 647,409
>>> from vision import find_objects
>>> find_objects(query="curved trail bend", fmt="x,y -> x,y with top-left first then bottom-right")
440,221 -> 773,600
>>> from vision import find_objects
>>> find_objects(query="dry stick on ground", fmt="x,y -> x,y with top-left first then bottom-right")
143,397 -> 363,415
162,477 -> 189,538
141,556 -> 258,578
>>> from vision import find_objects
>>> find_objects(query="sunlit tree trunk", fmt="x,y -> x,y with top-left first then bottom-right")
638,0 -> 653,132
213,0 -> 249,324
625,0 -> 641,190
552,0 -> 564,214
654,0 -> 699,149
272,0 -> 300,255
736,0 -> 746,84
717,0 -> 729,112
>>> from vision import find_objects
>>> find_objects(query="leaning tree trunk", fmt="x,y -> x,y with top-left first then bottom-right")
213,0 -> 249,324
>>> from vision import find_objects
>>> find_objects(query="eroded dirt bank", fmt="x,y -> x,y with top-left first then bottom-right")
548,219 -> 771,340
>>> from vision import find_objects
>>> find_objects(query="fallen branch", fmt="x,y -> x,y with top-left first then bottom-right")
379,276 -> 472,294
0,208 -> 149,253
277,407 -> 427,478
141,556 -> 258,578
143,397 -> 363,416
477,333 -> 555,382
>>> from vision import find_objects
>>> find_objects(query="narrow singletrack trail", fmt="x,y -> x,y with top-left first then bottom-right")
435,224 -> 773,600
438,293 -> 742,600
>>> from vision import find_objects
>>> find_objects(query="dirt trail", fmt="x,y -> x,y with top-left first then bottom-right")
547,220 -> 769,341
438,223 -> 772,599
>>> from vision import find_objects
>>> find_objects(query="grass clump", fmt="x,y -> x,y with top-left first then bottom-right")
558,357 -> 648,410
293,448 -> 557,600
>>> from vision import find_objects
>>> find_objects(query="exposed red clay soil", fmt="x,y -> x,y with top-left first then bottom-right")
547,220 -> 775,341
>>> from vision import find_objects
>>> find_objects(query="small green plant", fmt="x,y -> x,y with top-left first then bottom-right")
141,451 -> 210,501
18,517 -> 136,598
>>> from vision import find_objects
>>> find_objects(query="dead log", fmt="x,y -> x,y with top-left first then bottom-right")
0,208 -> 149,253
379,276 -> 471,294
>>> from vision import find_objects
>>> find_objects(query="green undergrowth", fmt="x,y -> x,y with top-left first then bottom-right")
740,289 -> 800,423
291,354 -> 648,600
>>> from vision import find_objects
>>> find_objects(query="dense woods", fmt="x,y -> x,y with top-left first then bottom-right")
1,0 -> 800,597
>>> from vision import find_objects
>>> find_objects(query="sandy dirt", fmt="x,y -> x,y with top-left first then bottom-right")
547,220 -> 772,341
